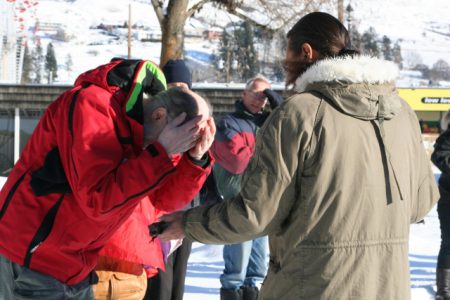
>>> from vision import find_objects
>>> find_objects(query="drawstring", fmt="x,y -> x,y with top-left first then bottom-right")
373,95 -> 404,205
378,95 -> 386,138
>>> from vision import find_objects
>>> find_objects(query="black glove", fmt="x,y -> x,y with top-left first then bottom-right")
148,221 -> 170,240
263,89 -> 283,109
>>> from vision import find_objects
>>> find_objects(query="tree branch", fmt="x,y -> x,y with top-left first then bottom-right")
186,0 -> 209,18
151,0 -> 165,25
228,8 -> 277,33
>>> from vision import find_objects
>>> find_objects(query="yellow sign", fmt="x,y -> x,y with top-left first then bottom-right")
398,88 -> 450,111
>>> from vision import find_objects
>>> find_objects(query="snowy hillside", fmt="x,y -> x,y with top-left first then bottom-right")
352,0 -> 450,67
12,0 -> 450,85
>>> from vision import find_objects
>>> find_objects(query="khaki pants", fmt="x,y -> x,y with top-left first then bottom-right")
93,270 -> 147,300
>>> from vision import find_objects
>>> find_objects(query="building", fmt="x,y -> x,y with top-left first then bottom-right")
398,88 -> 450,133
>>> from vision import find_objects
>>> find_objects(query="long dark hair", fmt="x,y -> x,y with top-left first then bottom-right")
287,12 -> 359,58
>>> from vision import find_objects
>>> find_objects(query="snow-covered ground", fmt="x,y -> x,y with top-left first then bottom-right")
409,206 -> 440,300
0,172 -> 443,299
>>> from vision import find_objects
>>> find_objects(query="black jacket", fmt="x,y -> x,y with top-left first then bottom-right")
432,129 -> 450,201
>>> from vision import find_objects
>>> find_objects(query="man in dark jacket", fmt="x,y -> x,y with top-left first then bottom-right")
432,109 -> 450,300
210,74 -> 282,300
0,59 -> 215,299
145,59 -> 197,300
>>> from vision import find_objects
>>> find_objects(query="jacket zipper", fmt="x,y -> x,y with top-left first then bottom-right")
24,193 -> 65,267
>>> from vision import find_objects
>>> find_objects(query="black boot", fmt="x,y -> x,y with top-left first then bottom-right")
437,269 -> 450,300
241,286 -> 259,300
220,288 -> 243,300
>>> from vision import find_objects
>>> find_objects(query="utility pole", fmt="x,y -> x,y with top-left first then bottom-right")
128,3 -> 131,59
337,0 -> 344,23
346,4 -> 353,34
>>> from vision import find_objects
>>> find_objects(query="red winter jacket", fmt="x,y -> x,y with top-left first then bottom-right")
98,154 -> 199,279
0,59 -> 211,285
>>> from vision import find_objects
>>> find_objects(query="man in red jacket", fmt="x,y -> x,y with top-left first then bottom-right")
145,59 -> 198,300
0,59 -> 215,299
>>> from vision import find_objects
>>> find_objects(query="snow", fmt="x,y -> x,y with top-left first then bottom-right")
350,0 -> 450,67
0,171 -> 443,299
409,205 -> 440,300
9,0 -> 450,85
0,177 -> 6,189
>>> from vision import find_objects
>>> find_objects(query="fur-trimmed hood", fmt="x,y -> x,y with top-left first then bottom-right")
294,55 -> 403,120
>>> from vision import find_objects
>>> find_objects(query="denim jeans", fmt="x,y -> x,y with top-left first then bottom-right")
0,254 -> 94,300
220,236 -> 268,290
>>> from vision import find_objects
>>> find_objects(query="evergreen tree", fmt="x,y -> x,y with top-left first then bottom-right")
361,27 -> 380,57
272,61 -> 284,83
218,21 -> 258,82
45,43 -> 58,83
349,28 -> 362,53
218,26 -> 235,82
21,44 -> 32,84
381,35 -> 393,61
31,42 -> 44,84
272,31 -> 287,82
65,53 -> 73,79
235,21 -> 258,80
392,41 -> 403,69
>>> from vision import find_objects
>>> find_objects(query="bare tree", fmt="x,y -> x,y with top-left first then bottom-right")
151,0 -> 333,66
404,51 -> 423,70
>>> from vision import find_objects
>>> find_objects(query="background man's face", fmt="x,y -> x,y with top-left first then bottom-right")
242,80 -> 270,114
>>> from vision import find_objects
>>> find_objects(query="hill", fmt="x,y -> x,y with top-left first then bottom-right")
12,0 -> 450,86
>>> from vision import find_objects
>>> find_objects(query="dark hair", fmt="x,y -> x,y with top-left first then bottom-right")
287,12 -> 359,58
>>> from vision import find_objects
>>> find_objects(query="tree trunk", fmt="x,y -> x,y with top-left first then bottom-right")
159,0 -> 189,67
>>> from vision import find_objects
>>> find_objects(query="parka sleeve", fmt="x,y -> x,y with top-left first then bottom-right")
183,98 -> 317,244
150,153 -> 213,215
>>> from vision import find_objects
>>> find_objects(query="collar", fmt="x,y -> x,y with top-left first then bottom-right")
293,55 -> 399,93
